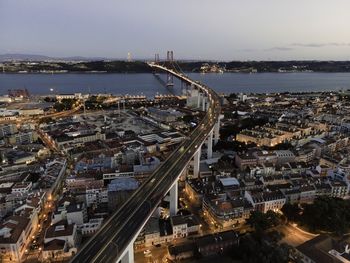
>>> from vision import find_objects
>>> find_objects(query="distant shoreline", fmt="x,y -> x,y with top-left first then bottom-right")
2,60 -> 350,74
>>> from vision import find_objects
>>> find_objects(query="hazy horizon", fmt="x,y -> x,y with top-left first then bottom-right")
1,0 -> 350,61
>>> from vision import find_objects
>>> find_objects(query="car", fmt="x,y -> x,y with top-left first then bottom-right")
143,250 -> 151,255
155,244 -> 161,247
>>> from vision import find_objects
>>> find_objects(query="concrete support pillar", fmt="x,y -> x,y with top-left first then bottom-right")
193,145 -> 201,178
214,118 -> 220,145
169,180 -> 178,215
120,243 -> 134,263
197,92 -> 201,108
207,130 -> 213,159
202,96 -> 206,111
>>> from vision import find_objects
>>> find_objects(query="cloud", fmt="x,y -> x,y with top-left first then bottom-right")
264,47 -> 294,51
240,48 -> 258,52
291,42 -> 350,48
239,42 -> 350,54
240,47 -> 294,52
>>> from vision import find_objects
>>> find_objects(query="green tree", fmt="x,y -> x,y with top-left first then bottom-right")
53,98 -> 77,112
236,234 -> 290,263
246,210 -> 281,232
53,102 -> 65,112
281,203 -> 301,222
301,196 -> 350,234
181,114 -> 195,124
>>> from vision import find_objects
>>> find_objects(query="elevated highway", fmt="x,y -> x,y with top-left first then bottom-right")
71,63 -> 221,263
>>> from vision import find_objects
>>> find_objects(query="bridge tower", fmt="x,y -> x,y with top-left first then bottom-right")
166,51 -> 174,87
154,53 -> 160,63
153,54 -> 160,76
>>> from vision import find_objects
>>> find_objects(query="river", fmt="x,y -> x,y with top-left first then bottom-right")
1,72 -> 350,97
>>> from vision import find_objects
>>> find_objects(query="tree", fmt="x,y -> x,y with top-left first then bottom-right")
181,114 -> 195,124
53,102 -> 65,112
281,203 -> 301,222
265,210 -> 281,227
246,210 -> 281,232
301,196 -> 350,234
235,234 -> 290,263
53,98 -> 77,112
43,96 -> 56,102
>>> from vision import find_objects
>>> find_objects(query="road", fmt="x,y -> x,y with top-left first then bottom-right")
70,64 -> 221,263
0,102 -> 82,125
277,224 -> 318,247
36,127 -> 60,153
22,194 -> 55,262
135,246 -> 168,263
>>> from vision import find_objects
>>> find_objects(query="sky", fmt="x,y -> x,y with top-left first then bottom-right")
1,0 -> 350,61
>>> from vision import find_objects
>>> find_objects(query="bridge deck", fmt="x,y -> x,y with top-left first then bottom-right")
70,64 -> 221,263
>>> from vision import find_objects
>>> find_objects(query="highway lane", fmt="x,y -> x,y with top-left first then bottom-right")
73,131 -> 202,262
78,107 -> 215,252
71,65 -> 221,263
83,113 -> 211,262
73,130 -> 199,256
92,139 -> 204,262
74,121 -> 218,261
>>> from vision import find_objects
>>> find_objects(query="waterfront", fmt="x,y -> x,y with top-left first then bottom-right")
1,72 -> 350,97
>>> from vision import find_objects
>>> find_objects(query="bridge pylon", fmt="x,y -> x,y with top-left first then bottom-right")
153,53 -> 160,76
166,51 -> 174,87
154,53 -> 160,63
166,73 -> 174,87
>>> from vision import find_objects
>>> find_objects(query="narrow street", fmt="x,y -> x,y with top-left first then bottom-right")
277,223 -> 318,247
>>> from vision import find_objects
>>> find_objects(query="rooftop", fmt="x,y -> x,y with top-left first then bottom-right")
45,220 -> 75,239
0,215 -> 30,244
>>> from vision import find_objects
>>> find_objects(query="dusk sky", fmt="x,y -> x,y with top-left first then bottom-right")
1,0 -> 350,60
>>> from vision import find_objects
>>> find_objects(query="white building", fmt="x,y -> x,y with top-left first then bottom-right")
44,220 -> 78,248
42,239 -> 77,261
11,182 -> 32,194
171,215 -> 200,239
79,218 -> 103,236
52,200 -> 87,226
144,217 -> 173,247
56,93 -> 82,101
0,215 -> 32,262
245,190 -> 286,213
85,187 -> 108,207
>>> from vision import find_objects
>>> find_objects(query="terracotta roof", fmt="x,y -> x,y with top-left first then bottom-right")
0,215 -> 30,244
45,220 -> 75,239
43,239 -> 66,251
